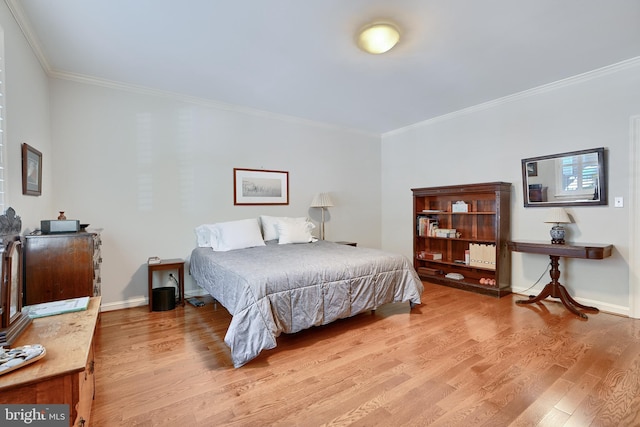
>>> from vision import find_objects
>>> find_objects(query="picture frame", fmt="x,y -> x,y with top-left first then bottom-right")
22,143 -> 42,196
526,161 -> 538,177
234,168 -> 289,205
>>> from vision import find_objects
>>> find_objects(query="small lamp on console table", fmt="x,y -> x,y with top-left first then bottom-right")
310,192 -> 333,240
544,207 -> 571,244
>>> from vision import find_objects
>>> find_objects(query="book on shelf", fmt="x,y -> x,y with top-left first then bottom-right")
418,267 -> 442,276
417,215 -> 439,237
418,251 -> 442,260
148,256 -> 161,265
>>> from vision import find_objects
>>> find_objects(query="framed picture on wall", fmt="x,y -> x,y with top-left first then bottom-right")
234,168 -> 289,205
22,143 -> 42,196
526,161 -> 538,177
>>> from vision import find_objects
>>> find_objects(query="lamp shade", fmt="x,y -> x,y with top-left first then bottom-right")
310,193 -> 334,208
544,207 -> 571,224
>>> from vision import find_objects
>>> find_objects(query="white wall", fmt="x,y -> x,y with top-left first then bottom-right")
1,2 -> 53,227
49,79 -> 381,310
381,60 -> 640,315
4,1 -> 639,316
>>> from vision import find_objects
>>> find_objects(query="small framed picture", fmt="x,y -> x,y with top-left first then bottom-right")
22,143 -> 42,196
234,168 -> 289,205
526,161 -> 538,177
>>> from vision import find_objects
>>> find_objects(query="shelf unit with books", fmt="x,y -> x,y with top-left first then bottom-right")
412,182 -> 512,297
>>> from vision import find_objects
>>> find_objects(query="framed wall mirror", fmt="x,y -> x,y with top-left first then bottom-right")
521,147 -> 607,207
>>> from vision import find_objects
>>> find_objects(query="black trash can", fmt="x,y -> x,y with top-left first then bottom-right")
152,286 -> 176,311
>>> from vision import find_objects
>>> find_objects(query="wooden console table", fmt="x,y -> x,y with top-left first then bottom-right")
507,241 -> 612,319
0,297 -> 101,426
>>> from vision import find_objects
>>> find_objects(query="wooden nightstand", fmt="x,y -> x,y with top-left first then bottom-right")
334,241 -> 357,247
148,258 -> 185,311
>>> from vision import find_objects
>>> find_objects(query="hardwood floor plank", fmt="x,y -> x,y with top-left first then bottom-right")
590,354 -> 640,426
91,282 -> 640,426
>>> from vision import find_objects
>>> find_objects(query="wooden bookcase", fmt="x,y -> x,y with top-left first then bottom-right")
412,182 -> 512,297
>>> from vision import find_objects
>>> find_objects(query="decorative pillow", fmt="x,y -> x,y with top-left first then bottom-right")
260,215 -> 307,241
212,218 -> 266,251
194,224 -> 218,248
276,219 -> 316,244
196,219 -> 265,251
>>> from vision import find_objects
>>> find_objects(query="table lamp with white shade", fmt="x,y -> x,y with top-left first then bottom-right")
544,207 -> 571,244
310,192 -> 333,240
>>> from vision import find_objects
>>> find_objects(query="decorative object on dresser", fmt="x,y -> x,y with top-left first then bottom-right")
310,192 -> 334,240
21,143 -> 42,196
0,344 -> 46,376
0,208 -> 32,347
0,297 -> 101,426
24,230 -> 102,305
40,218 -> 80,234
412,182 -> 512,297
544,207 -> 571,244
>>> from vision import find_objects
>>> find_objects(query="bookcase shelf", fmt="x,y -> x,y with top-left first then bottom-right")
412,182 -> 512,297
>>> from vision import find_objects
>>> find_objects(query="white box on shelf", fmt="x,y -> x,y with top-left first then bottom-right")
452,201 -> 469,212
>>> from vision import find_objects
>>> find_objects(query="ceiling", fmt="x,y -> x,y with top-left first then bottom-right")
7,0 -> 640,134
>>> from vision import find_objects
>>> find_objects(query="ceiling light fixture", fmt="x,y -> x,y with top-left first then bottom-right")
357,22 -> 400,54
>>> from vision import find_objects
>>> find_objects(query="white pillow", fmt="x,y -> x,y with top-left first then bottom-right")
276,219 -> 316,244
214,218 -> 266,251
196,219 -> 265,251
260,215 -> 307,241
194,224 -> 218,248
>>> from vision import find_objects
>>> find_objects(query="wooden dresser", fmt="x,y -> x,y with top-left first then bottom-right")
0,297 -> 100,427
24,232 -> 102,305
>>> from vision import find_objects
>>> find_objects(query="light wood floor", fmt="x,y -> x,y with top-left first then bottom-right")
91,282 -> 640,426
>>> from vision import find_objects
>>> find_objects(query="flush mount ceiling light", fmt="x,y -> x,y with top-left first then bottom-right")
357,22 -> 400,54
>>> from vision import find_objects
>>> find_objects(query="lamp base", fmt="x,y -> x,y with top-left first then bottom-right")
550,225 -> 565,245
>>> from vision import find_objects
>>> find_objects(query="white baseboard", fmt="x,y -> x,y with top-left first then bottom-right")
99,289 -> 209,312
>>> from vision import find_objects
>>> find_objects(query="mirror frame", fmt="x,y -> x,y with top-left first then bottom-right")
521,147 -> 607,207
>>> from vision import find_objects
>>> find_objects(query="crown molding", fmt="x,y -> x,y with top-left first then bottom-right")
384,56 -> 640,138
4,0 -> 51,73
4,0 -> 375,138
49,69 -> 378,137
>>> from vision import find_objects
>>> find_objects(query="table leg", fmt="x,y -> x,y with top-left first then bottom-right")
516,255 -> 598,319
178,263 -> 185,307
